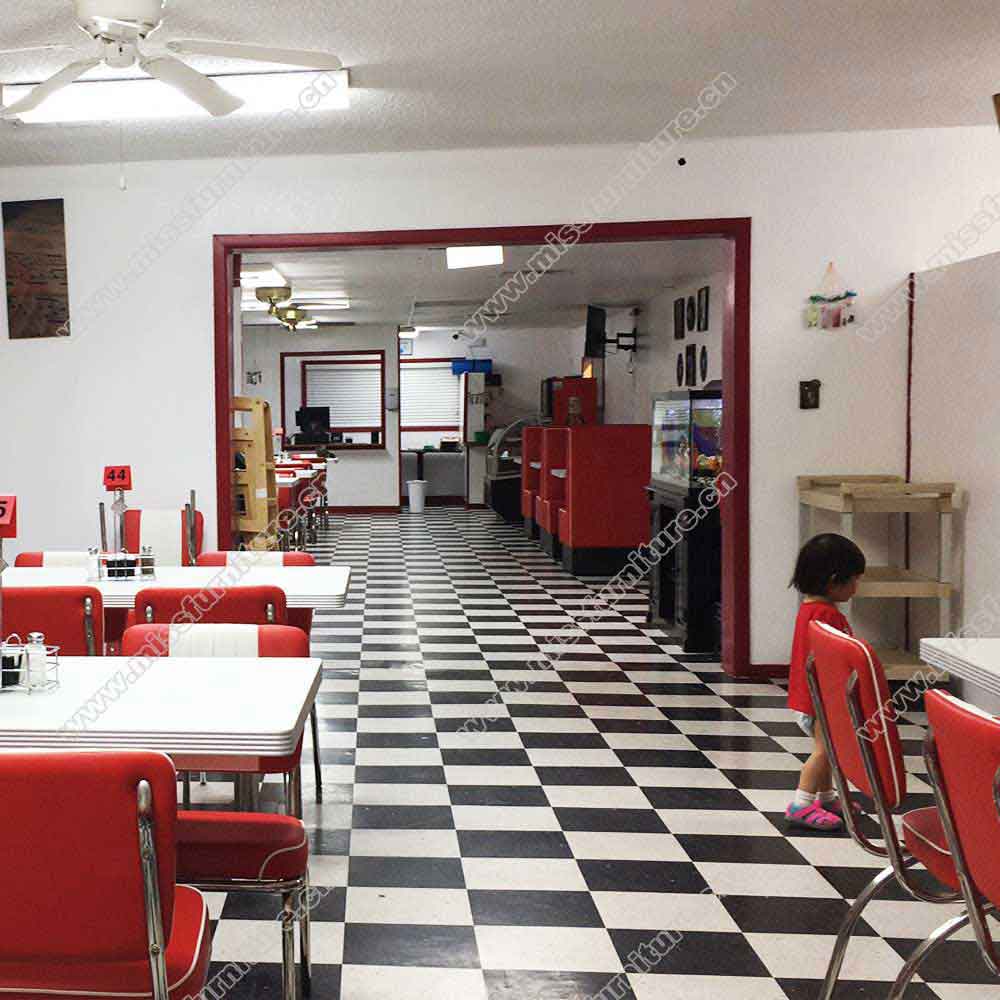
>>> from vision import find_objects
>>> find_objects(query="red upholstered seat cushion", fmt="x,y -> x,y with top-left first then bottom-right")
901,806 -> 957,889
0,884 -> 210,999
177,812 -> 309,882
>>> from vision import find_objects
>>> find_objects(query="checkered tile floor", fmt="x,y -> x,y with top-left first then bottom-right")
199,508 -> 1000,998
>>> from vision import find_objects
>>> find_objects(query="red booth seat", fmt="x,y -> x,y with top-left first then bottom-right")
536,427 -> 569,558
557,424 -> 652,575
521,425 -> 544,538
14,551 -> 89,568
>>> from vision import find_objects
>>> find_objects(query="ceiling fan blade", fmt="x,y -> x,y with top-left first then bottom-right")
166,38 -> 341,70
993,93 -> 1000,129
0,44 -> 78,55
139,55 -> 243,116
1,57 -> 101,117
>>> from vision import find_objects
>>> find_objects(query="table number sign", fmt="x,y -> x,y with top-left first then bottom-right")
103,466 -> 133,491
0,496 -> 16,538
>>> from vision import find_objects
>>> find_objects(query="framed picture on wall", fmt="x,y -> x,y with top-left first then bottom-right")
685,344 -> 697,387
399,339 -> 414,356
673,297 -> 685,340
697,286 -> 710,332
686,295 -> 697,332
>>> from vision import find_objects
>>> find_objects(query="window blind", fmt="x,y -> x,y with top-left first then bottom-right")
401,362 -> 461,427
305,361 -> 383,428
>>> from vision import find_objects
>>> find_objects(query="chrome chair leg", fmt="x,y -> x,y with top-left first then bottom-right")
821,864 -> 902,1000
311,706 -> 323,804
301,872 -> 313,996
291,765 -> 304,819
182,772 -> 192,809
888,911 -> 971,999
281,891 -> 299,1000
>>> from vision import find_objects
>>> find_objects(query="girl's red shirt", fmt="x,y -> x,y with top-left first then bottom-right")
787,600 -> 852,716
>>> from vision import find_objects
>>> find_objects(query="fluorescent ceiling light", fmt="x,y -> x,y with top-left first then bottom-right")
446,245 -> 504,270
2,69 -> 350,124
241,266 -> 286,289
398,326 -> 419,339
293,298 -> 350,309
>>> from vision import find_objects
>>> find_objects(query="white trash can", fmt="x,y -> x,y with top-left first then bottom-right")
407,480 -> 428,513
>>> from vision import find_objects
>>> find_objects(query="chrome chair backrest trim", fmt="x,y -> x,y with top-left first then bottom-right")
922,732 -> 1000,976
83,596 -> 96,656
136,779 -> 170,1000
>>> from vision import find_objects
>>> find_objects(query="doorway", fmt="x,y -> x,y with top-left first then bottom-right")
213,219 -> 752,675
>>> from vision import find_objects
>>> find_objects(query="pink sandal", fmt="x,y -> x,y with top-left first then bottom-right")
785,801 -> 843,831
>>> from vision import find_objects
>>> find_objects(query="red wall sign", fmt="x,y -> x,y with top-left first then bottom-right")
103,466 -> 133,491
0,496 -> 17,538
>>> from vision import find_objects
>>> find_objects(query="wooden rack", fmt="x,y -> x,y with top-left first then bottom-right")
797,475 -> 956,680
232,396 -> 278,550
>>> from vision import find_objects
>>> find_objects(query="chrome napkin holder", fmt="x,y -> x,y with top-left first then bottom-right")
89,546 -> 156,581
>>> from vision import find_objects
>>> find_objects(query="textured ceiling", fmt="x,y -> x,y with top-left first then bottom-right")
241,239 -> 730,328
1,0 -> 999,167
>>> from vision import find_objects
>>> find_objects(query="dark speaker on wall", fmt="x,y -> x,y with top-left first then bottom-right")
584,305 -> 607,358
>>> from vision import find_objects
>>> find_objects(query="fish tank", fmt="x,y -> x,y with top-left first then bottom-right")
650,383 -> 723,490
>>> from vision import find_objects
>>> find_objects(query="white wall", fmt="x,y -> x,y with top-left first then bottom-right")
2,128 -> 1000,663
910,251 -> 1000,644
601,273 -> 726,425
241,323 -> 400,508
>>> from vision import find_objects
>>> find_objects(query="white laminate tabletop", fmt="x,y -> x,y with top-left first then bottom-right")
920,638 -> 1000,697
1,565 -> 352,610
0,656 -> 322,757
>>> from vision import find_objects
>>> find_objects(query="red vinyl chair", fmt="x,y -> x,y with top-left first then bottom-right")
196,553 -> 323,800
134,585 -> 287,627
14,551 -> 90,568
123,509 -> 205,566
889,690 -> 1000,997
1,586 -> 104,655
120,624 -> 314,998
806,621 -> 959,999
0,750 -> 211,999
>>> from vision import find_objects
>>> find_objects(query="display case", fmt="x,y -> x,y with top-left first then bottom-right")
651,382 -> 723,491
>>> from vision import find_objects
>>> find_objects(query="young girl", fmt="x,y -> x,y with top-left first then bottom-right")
785,533 -> 866,831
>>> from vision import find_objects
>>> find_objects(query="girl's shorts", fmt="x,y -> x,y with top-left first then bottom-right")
795,712 -> 815,736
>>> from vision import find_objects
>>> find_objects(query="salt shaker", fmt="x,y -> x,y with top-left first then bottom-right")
26,632 -> 47,688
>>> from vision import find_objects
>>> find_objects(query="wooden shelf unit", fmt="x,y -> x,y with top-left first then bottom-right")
797,475 -> 956,681
232,396 -> 279,550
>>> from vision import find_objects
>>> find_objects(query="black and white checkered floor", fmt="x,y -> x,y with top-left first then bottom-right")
199,508 -> 1000,998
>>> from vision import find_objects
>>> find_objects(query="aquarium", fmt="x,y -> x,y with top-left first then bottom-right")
651,384 -> 723,489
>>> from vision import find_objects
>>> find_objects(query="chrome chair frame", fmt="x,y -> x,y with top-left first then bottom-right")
185,871 -> 312,999
136,779 -> 172,1000
83,595 -> 97,655
806,658 -> 959,999
887,736 -> 1000,998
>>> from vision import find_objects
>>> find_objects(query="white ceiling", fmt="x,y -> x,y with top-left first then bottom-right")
241,238 -> 731,329
2,1 -> 999,167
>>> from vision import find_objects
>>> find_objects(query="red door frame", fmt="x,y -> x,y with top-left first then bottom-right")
213,219 -> 753,675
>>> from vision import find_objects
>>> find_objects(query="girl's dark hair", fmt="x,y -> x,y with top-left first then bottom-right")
791,533 -> 866,595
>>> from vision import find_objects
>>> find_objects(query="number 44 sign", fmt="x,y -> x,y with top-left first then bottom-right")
0,496 -> 16,539
103,466 -> 133,491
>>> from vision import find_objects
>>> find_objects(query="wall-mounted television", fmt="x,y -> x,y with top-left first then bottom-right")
584,305 -> 607,359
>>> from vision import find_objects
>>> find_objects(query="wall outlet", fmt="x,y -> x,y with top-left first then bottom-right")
800,380 -> 821,410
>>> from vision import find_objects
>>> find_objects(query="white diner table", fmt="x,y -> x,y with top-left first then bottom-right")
920,638 -> 1000,700
0,656 -> 322,772
1,564 -> 352,610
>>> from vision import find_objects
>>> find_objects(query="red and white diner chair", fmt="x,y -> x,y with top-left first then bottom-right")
888,690 -> 1000,997
120,624 -> 314,997
13,551 -> 90,568
1,585 -> 104,655
0,750 -> 211,999
123,508 -> 205,566
806,621 -> 960,999
197,552 -> 324,801
134,584 -> 287,626
121,621 -> 313,815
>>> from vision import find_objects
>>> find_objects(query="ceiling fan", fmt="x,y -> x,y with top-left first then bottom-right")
0,0 -> 342,119
256,286 -> 318,331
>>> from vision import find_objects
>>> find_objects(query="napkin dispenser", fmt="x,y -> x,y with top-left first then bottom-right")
89,546 -> 156,581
